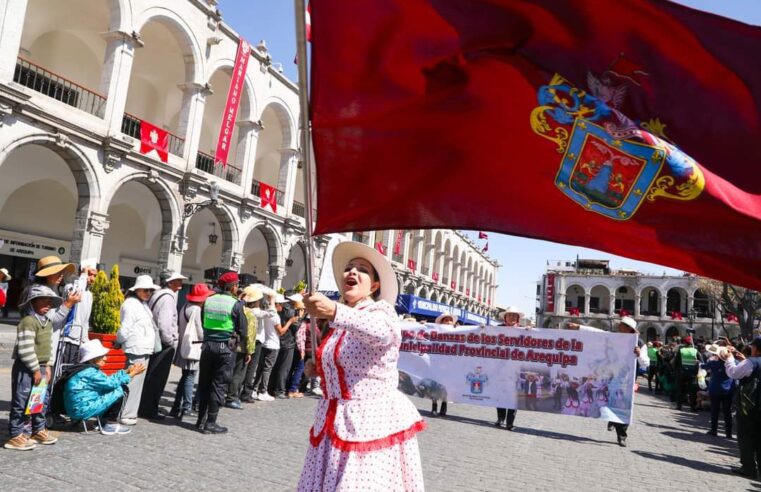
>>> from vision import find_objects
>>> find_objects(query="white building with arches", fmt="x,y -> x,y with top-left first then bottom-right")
0,0 -> 321,315
536,259 -> 740,341
350,230 -> 500,321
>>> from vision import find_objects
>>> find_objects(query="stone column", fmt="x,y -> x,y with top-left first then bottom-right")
660,294 -> 667,318
383,230 -> 394,259
220,250 -> 244,273
69,210 -> 110,266
557,293 -> 566,316
687,295 -> 694,314
269,264 -> 286,290
584,293 -> 591,316
608,294 -> 616,316
99,31 -> 140,131
0,0 -> 29,82
235,119 -> 262,192
634,294 -> 641,317
177,82 -> 209,166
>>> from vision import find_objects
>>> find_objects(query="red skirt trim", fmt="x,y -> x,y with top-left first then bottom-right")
334,331 -> 351,400
309,399 -> 427,452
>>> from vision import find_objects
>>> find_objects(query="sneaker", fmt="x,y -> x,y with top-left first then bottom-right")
30,430 -> 58,445
225,399 -> 243,410
119,418 -> 138,426
310,387 -> 323,397
4,435 -> 36,451
258,392 -> 275,402
100,423 -> 132,436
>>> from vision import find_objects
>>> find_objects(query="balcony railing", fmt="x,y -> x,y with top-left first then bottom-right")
195,151 -> 242,185
292,201 -> 305,218
251,179 -> 285,208
422,266 -> 430,276
121,113 -> 185,158
14,57 -> 106,117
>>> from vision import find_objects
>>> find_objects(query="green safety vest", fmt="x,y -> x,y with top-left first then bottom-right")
680,347 -> 698,367
647,347 -> 658,363
203,294 -> 237,333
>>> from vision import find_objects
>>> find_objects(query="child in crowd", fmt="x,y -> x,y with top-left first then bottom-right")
5,285 -> 61,450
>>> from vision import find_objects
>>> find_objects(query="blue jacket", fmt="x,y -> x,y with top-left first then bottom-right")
703,358 -> 734,396
64,366 -> 131,420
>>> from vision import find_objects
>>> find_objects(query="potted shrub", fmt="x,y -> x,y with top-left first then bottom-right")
89,265 -> 126,374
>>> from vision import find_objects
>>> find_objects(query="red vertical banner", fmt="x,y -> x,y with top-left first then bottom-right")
450,281 -> 456,290
393,230 -> 404,256
374,241 -> 387,255
546,274 -> 556,313
432,272 -> 439,282
407,259 -> 416,271
214,38 -> 251,168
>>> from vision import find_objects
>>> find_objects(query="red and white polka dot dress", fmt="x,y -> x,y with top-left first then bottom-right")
297,299 -> 426,491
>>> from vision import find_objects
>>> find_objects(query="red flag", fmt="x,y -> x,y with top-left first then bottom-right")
139,120 -> 168,163
374,241 -> 387,255
450,281 -> 456,290
393,230 -> 404,256
465,288 -> 470,296
478,232 -> 488,240
432,272 -> 439,282
310,0 -> 761,291
260,182 -> 277,213
407,259 -> 416,271
306,2 -> 312,42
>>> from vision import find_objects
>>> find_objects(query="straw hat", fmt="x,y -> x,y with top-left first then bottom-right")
186,283 -> 214,303
35,256 -> 75,278
435,312 -> 458,325
129,274 -> 161,292
242,286 -> 264,303
502,306 -> 521,322
79,339 -> 110,363
0,268 -> 11,281
332,241 -> 398,306
705,343 -> 721,356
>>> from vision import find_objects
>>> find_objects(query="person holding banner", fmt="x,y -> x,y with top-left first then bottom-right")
566,317 -> 648,447
430,312 -> 457,417
299,241 -> 425,491
495,306 -> 526,430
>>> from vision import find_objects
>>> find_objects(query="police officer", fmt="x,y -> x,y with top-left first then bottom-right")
674,336 -> 702,411
196,272 -> 248,434
647,341 -> 661,393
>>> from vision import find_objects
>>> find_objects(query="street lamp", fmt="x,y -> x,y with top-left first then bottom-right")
176,181 -> 220,253
687,307 -> 698,342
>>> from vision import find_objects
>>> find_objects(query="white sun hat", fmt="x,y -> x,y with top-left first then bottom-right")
287,293 -> 304,303
435,312 -> 458,325
165,272 -> 188,283
274,293 -> 288,304
129,274 -> 161,292
332,241 -> 398,306
79,339 -> 110,363
620,316 -> 637,332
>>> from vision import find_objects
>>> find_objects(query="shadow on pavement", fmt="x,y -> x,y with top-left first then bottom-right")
632,450 -> 735,475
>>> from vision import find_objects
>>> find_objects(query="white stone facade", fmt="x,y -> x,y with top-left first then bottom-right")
536,260 -> 740,340
351,230 -> 500,318
0,0 -> 323,299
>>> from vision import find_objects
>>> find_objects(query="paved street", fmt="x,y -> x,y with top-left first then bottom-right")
0,360 -> 755,491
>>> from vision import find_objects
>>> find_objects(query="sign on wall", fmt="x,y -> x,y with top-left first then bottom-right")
0,229 -> 69,261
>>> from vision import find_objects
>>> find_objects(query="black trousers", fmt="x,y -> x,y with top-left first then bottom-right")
254,347 -> 279,395
138,345 -> 175,418
613,423 -> 628,438
272,345 -> 295,396
737,413 -> 761,474
647,365 -> 660,390
496,408 -> 517,426
243,341 -> 262,398
709,393 -> 733,436
226,352 -> 249,401
196,341 -> 234,426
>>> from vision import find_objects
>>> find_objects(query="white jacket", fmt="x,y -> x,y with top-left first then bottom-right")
117,296 -> 158,356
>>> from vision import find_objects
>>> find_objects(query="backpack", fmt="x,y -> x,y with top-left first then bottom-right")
738,357 -> 761,420
49,364 -> 92,417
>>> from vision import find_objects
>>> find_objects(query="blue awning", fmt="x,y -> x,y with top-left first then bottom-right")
395,294 -> 491,326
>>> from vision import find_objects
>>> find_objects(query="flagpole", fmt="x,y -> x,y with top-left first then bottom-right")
294,0 -> 319,360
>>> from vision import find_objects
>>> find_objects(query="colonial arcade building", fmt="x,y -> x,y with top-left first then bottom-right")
536,259 -> 741,340
0,0 -> 317,315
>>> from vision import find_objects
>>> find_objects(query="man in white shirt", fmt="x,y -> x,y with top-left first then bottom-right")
566,316 -> 648,447
252,292 -> 283,401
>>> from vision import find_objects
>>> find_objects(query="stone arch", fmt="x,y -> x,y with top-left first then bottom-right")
430,291 -> 439,303
133,7 -> 203,84
692,288 -> 713,318
240,220 -> 283,285
282,241 -> 307,291
103,171 -> 180,239
644,325 -> 661,341
108,0 -> 133,32
404,281 -> 416,296
666,287 -> 688,315
257,98 -> 296,148
565,284 -> 586,313
665,325 -> 681,340
589,284 -> 612,314
204,58 -> 258,122
639,285 -> 662,316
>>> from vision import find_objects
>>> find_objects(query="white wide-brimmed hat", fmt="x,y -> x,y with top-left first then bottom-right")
274,293 -> 287,304
619,316 -> 637,332
502,306 -> 521,321
0,268 -> 10,281
332,241 -> 398,306
165,272 -> 187,283
435,312 -> 458,325
129,274 -> 161,292
79,339 -> 110,363
287,293 -> 304,303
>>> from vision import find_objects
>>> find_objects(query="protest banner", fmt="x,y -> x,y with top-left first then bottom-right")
398,324 -> 638,424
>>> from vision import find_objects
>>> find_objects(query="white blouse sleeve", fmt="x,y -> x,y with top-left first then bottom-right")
332,301 -> 400,346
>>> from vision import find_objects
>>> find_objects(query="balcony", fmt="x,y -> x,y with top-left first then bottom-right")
121,113 -> 185,158
422,266 -> 430,276
292,201 -> 305,218
14,57 -> 106,117
392,254 -> 403,264
251,179 -> 285,207
195,151 -> 242,185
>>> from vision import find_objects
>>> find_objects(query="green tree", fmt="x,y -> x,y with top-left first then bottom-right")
91,265 -> 124,334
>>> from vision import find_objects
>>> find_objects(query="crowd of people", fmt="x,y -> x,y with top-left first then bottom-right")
3,248 -> 761,486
